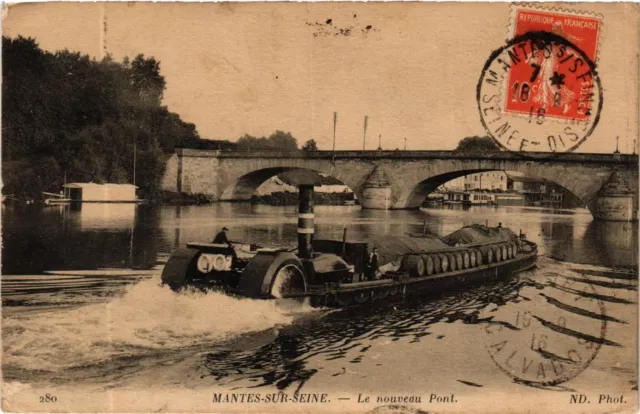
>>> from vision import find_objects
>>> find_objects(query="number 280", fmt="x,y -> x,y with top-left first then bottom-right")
40,394 -> 57,403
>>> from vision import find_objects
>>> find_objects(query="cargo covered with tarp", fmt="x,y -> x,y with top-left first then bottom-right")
314,233 -> 452,270
364,234 -> 452,267
442,224 -> 518,246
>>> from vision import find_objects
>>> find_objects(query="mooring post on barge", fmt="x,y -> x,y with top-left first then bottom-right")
298,184 -> 315,259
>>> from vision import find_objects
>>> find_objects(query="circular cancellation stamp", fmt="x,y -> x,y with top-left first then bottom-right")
483,271 -> 610,386
477,27 -> 603,153
366,405 -> 428,414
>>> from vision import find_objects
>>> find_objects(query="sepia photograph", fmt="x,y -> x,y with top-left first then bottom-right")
1,2 -> 638,413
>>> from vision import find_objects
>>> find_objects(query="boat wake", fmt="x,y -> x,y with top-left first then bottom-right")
2,278 -> 308,373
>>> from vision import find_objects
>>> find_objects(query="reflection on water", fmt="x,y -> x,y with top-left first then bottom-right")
198,258 -> 636,392
1,203 -> 637,274
584,221 -> 638,268
78,203 -> 136,230
201,274 -> 527,393
2,204 -> 158,274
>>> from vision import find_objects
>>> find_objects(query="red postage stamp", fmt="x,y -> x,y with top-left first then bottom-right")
505,6 -> 602,121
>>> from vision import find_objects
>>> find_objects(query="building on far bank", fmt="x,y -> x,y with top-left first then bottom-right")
63,183 -> 138,202
504,174 -> 583,207
441,176 -> 465,191
464,171 -> 508,191
506,174 -> 546,193
440,171 -> 510,192
505,174 -> 546,203
256,175 -> 355,196
436,171 -> 583,209
446,171 -> 544,195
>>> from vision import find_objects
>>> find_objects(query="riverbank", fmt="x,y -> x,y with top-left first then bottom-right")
251,191 -> 357,206
160,192 -> 357,206
162,192 -> 214,205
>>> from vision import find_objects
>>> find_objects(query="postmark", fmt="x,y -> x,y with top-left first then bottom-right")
366,404 -> 429,414
483,271 -> 608,386
477,28 -> 603,153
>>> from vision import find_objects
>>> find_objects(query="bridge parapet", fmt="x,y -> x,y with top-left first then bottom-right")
177,148 -> 638,165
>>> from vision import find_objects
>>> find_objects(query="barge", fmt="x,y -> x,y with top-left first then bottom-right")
161,185 -> 537,307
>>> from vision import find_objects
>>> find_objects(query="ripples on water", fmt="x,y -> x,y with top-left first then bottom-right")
1,204 -> 637,393
200,275 -> 527,393
198,259 -> 637,393
2,259 -> 636,394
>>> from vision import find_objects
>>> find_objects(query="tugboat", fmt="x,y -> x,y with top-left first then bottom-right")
161,185 -> 537,307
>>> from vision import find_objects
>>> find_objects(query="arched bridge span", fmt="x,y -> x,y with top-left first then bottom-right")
161,150 -> 638,221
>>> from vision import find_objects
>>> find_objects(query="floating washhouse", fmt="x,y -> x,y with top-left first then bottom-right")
63,183 -> 138,203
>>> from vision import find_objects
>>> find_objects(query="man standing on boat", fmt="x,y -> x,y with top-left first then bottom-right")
365,247 -> 379,281
212,227 -> 233,248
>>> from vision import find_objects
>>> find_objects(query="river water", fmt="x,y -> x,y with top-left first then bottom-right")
1,203 -> 637,412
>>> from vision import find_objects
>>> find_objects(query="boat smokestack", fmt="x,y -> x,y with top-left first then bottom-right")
298,184 -> 315,258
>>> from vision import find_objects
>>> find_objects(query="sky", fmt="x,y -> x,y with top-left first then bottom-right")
3,2 -> 639,153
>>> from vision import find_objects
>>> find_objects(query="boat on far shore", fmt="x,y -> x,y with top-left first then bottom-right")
42,192 -> 72,206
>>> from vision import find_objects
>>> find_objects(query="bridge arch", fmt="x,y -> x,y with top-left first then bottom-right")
392,160 -> 608,215
220,167 -> 361,202
406,169 -> 587,210
405,170 -> 486,208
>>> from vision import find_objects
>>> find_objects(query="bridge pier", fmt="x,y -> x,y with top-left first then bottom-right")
360,166 -> 392,210
593,172 -> 637,222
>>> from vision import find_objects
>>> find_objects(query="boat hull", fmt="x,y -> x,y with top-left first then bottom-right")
231,250 -> 537,308
161,223 -> 538,309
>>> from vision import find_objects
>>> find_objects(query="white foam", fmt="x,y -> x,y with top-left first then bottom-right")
3,278 -> 295,371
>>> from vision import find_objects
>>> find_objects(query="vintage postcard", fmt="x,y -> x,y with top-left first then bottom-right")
1,2 -> 638,413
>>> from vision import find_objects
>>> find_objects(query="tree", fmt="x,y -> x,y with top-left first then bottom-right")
2,35 -> 198,200
302,139 -> 318,152
268,130 -> 298,151
237,130 -> 299,152
455,136 -> 501,152
129,54 -> 166,107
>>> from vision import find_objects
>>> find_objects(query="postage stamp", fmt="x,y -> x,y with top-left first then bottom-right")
505,5 -> 602,121
477,6 -> 604,153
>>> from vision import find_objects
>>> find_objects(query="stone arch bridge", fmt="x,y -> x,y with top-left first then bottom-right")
162,149 -> 638,221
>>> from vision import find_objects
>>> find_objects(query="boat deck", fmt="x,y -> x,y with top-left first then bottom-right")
290,249 -> 537,298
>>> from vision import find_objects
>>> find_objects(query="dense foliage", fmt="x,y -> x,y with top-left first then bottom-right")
2,36 -> 203,199
2,36 -> 318,201
455,136 -> 501,152
236,130 -> 299,152
302,139 -> 318,152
